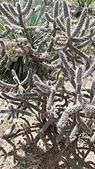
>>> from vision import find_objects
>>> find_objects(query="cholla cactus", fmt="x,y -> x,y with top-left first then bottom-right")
0,0 -> 95,167
57,63 -> 95,143
0,0 -> 34,29
45,0 -> 95,63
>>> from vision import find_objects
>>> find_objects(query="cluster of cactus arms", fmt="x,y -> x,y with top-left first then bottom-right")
0,0 -> 34,28
0,0 -> 95,168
